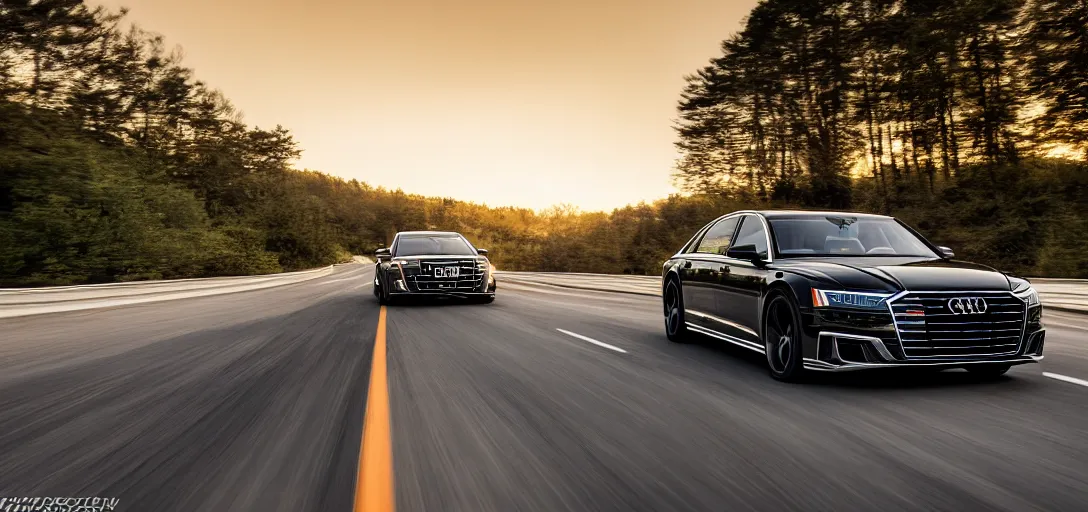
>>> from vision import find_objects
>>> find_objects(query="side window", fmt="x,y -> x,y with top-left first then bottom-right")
693,217 -> 740,255
733,216 -> 769,258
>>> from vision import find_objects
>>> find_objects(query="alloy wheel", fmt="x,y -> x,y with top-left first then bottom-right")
666,283 -> 681,335
665,280 -> 687,342
765,296 -> 794,374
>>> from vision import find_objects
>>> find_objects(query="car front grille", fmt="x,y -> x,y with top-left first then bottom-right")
889,291 -> 1026,358
403,259 -> 484,292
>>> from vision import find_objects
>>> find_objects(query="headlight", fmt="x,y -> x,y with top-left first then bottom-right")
392,259 -> 418,267
811,288 -> 894,309
1015,286 -> 1040,307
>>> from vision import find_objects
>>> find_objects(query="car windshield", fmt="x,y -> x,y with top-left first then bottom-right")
395,235 -> 476,256
768,216 -> 938,258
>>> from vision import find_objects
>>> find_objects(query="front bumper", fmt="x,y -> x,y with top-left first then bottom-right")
804,355 -> 1043,372
802,329 -> 1046,372
383,268 -> 497,296
388,290 -> 494,298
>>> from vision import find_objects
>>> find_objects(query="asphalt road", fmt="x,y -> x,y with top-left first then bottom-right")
2,264 -> 1087,511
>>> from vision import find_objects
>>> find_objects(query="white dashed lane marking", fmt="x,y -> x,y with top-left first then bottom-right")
556,328 -> 627,354
1043,372 -> 1088,388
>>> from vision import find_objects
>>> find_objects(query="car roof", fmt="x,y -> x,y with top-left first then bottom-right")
395,231 -> 462,237
755,209 -> 893,220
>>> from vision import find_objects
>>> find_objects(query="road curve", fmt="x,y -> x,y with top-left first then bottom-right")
2,264 -> 1087,511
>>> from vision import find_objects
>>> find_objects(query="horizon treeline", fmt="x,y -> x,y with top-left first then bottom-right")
1,1 -> 1086,286
670,0 -> 1088,279
674,0 -> 1087,205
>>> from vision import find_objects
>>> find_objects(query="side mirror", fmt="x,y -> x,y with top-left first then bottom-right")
477,248 -> 489,256
726,244 -> 765,265
938,246 -> 955,259
375,248 -> 390,261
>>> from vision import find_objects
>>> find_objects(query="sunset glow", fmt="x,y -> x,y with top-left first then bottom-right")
90,0 -> 759,211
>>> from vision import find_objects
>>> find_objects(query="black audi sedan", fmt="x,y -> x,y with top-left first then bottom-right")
661,210 -> 1044,381
373,231 -> 496,304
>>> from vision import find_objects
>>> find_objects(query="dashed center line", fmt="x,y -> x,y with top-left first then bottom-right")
1043,372 -> 1088,388
556,328 -> 627,354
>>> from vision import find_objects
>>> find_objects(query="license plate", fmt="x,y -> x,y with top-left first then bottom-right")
435,266 -> 460,278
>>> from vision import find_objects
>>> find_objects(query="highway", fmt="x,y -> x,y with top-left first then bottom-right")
2,263 -> 1087,511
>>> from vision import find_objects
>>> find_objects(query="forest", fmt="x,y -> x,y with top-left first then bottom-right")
673,0 -> 1088,277
1,0 -> 1086,286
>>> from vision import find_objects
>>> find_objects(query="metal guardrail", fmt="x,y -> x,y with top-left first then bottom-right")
1,265 -> 1080,318
1028,278 -> 1088,314
0,265 -> 336,319
497,272 -> 1088,314
497,271 -> 659,297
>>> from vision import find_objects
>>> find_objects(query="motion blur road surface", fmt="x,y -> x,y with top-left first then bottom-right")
2,263 -> 1087,511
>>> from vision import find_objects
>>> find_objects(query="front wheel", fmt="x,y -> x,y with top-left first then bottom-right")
376,278 -> 390,305
763,293 -> 805,382
664,279 -> 689,343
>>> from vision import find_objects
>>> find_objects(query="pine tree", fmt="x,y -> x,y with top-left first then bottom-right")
1022,0 -> 1088,156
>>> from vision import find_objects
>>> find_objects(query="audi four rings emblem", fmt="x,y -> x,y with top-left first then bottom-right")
948,297 -> 988,314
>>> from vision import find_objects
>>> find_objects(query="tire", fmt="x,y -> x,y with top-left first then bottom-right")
966,364 -> 1011,378
664,278 -> 689,343
376,279 -> 390,305
763,292 -> 805,382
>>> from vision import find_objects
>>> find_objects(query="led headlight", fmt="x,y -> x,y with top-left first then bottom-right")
392,259 -> 418,267
1015,286 -> 1040,307
811,288 -> 894,309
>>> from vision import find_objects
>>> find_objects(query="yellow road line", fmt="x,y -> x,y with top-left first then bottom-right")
355,305 -> 394,512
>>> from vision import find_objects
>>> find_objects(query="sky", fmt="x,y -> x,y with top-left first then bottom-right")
91,0 -> 757,212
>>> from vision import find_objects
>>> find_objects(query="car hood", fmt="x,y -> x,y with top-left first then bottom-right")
395,254 -> 482,260
774,257 -> 1012,292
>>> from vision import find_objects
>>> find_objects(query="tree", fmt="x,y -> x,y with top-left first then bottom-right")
1022,0 -> 1088,157
1,0 -> 102,105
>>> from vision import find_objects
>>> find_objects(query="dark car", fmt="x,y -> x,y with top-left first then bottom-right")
661,210 -> 1044,381
373,231 -> 496,304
